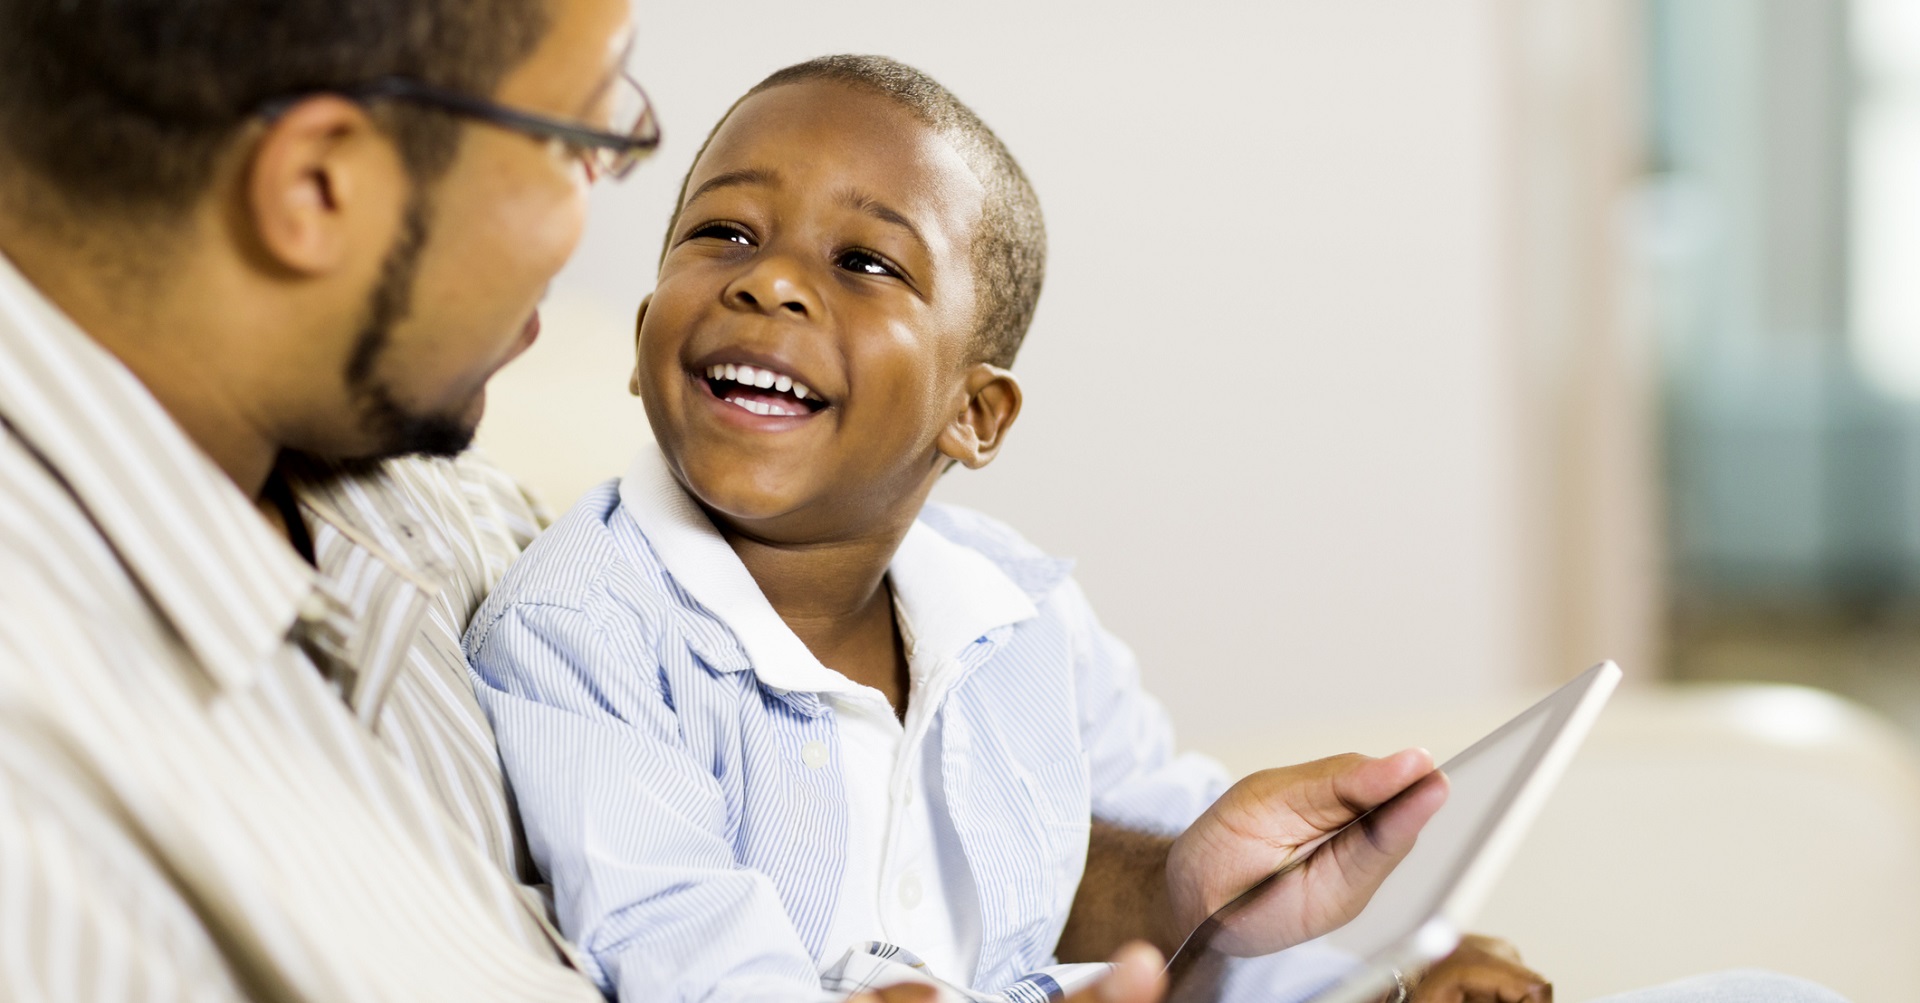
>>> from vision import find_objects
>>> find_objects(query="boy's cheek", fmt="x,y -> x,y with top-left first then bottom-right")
635,311 -> 695,407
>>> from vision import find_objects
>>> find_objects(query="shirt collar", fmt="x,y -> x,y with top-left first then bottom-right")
285,461 -> 445,723
618,444 -> 1037,695
888,514 -> 1037,672
0,253 -> 314,690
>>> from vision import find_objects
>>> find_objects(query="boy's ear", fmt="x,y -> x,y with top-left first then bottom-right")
936,363 -> 1023,470
628,294 -> 652,397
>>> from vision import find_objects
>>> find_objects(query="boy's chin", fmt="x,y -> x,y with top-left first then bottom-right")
672,455 -> 817,530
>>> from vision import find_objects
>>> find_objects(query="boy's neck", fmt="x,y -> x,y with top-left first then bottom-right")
722,523 -> 914,718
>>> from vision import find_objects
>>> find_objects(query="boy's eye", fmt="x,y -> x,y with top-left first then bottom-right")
838,249 -> 899,278
688,222 -> 753,246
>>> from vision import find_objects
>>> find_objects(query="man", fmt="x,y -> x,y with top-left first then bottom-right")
0,1 -> 1453,1000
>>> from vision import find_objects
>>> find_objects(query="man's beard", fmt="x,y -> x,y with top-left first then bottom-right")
340,196 -> 479,465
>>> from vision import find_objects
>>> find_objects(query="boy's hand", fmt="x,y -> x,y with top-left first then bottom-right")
1161,749 -> 1448,954
1407,935 -> 1551,1003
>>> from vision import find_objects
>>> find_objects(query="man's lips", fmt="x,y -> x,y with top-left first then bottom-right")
498,310 -> 542,368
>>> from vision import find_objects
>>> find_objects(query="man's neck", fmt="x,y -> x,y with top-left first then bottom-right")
0,215 -> 286,500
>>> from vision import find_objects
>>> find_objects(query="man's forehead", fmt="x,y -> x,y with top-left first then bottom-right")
500,0 -> 630,100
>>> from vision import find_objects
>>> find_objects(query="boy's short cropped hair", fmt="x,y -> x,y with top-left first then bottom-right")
666,55 -> 1047,368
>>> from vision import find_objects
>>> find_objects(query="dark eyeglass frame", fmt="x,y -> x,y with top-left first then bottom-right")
262,73 -> 660,180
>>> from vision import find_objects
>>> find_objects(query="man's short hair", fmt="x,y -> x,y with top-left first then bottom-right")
666,55 -> 1047,368
0,0 -> 552,222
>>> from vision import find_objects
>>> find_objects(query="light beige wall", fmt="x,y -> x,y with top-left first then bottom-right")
1502,0 -> 1663,688
477,0 -> 1652,750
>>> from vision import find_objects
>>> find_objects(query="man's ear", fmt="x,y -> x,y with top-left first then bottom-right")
629,294 -> 652,397
936,363 -> 1023,470
244,95 -> 406,275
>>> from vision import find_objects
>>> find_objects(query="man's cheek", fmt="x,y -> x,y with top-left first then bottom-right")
495,182 -> 588,285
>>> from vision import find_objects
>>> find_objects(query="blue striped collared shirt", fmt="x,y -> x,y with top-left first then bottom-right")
465,446 -> 1229,1002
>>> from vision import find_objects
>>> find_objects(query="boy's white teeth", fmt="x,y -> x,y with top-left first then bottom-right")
723,394 -> 803,417
704,363 -> 815,401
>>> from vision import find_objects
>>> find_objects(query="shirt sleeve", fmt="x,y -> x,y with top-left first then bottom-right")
465,598 -> 834,1003
1052,578 -> 1232,836
452,448 -> 556,541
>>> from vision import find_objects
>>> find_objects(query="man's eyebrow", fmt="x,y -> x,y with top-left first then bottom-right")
838,190 -> 928,253
682,168 -> 779,211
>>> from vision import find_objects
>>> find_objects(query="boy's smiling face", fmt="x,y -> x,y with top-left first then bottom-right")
636,79 -> 1013,543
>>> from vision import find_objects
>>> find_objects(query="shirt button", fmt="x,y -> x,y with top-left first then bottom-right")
898,871 -> 923,909
800,741 -> 829,769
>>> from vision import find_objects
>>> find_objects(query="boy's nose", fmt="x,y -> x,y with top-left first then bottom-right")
725,257 -> 819,319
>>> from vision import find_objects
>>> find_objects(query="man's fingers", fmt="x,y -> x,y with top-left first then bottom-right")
1329,768 -> 1448,889
1065,942 -> 1167,1003
1166,748 -> 1451,947
1410,966 -> 1551,1003
1410,936 -> 1552,1003
1280,768 -> 1448,934
1457,934 -> 1527,967
1097,942 -> 1169,1003
1352,769 -> 1450,860
1277,748 -> 1438,833
1221,748 -> 1438,851
1325,748 -> 1438,824
860,984 -> 939,1003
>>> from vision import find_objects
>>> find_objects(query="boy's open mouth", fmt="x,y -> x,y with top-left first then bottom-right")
701,363 -> 828,418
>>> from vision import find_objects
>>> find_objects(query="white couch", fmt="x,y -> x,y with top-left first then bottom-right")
1203,683 -> 1920,1003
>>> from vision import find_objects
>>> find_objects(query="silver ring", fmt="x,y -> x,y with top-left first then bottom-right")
1389,968 -> 1409,1003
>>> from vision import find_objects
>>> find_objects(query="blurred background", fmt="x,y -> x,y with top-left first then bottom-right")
475,4 -> 1920,996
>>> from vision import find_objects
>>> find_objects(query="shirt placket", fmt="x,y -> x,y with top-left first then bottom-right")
879,710 -> 923,943
877,643 -> 972,964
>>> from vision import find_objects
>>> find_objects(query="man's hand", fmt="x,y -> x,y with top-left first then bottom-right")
1163,748 -> 1448,954
859,943 -> 1168,1003
1407,935 -> 1550,1003
1057,749 -> 1445,964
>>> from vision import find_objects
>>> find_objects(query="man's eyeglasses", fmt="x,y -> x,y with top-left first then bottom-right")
265,71 -> 661,180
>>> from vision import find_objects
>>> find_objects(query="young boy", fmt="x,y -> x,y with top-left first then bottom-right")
464,55 -> 1453,1003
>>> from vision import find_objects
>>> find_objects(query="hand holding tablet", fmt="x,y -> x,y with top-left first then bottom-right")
1163,748 -> 1453,959
1166,662 -> 1621,1003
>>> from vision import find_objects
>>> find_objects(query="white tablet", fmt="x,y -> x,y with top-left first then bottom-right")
1166,661 -> 1622,1003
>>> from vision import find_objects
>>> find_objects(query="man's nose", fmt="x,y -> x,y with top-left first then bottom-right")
724,254 -> 820,319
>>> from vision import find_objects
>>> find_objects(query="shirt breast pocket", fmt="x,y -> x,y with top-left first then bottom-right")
1017,752 -> 1092,920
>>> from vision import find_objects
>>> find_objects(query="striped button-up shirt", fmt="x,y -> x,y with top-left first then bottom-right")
0,254 -> 599,1001
465,445 -> 1232,1003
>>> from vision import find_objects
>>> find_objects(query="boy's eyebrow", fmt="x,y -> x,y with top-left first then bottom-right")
838,190 -> 928,254
682,168 -> 779,211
